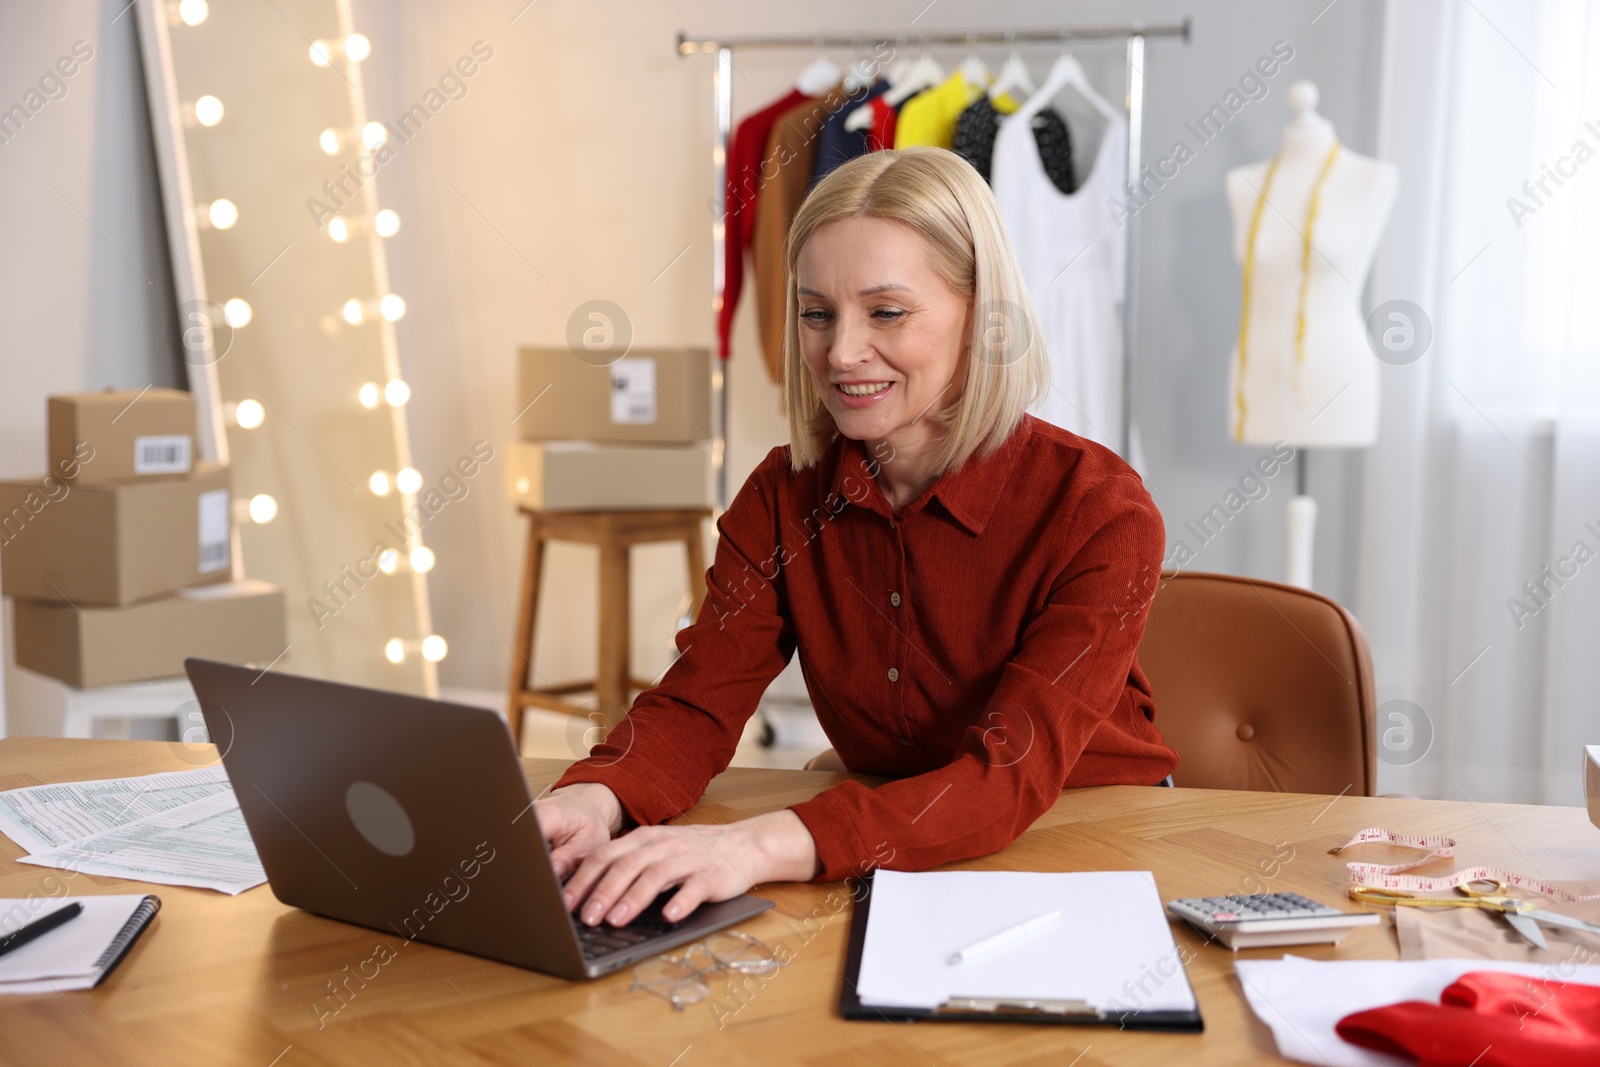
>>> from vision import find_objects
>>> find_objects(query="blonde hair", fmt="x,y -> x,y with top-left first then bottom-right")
782,146 -> 1048,474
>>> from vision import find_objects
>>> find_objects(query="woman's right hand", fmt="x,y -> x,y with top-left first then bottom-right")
535,782 -> 623,881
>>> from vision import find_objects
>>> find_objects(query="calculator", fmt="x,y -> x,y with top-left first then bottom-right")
1166,892 -> 1381,950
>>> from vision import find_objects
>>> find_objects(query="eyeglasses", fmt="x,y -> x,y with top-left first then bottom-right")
629,931 -> 780,1011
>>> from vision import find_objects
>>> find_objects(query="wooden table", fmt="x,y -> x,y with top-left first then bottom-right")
1,737 -> 1595,1066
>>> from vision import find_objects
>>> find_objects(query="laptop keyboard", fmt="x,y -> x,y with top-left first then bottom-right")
572,889 -> 687,960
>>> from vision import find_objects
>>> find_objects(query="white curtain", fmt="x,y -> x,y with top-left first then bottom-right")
1360,0 -> 1600,804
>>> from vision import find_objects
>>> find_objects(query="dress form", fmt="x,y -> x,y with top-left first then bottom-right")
1224,81 -> 1397,586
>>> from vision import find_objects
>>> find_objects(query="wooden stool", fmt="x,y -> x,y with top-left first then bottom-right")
506,507 -> 711,750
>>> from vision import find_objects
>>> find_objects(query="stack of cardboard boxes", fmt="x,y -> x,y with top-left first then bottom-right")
507,347 -> 715,510
0,388 -> 287,689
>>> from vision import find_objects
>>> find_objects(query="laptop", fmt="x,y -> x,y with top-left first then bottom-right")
183,658 -> 773,979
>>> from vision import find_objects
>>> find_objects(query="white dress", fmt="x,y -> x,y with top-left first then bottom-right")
992,85 -> 1130,460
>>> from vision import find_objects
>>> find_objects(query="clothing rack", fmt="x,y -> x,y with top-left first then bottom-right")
677,22 -> 1192,506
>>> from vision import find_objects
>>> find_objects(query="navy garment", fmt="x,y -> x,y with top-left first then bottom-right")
809,80 -> 890,188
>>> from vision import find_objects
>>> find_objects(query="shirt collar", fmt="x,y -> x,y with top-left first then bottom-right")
824,416 -> 1036,536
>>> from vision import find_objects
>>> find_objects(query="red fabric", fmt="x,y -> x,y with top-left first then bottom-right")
717,88 -> 810,360
1336,970 -> 1600,1067
552,416 -> 1179,882
868,95 -> 897,151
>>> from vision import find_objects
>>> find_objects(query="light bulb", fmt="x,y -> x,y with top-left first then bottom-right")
248,493 -> 278,523
309,41 -> 332,67
327,216 -> 349,243
223,298 -> 252,328
368,470 -> 390,496
383,379 -> 410,406
373,209 -> 400,237
377,549 -> 399,574
178,0 -> 209,26
342,298 -> 364,325
358,382 -> 381,408
420,634 -> 448,663
409,545 -> 435,573
207,198 -> 238,229
384,638 -> 405,664
194,95 -> 224,127
379,294 -> 405,322
344,33 -> 371,62
234,398 -> 265,429
319,128 -> 340,155
362,121 -> 387,149
395,467 -> 422,494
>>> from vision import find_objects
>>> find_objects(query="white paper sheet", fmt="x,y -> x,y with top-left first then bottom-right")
1235,955 -> 1600,1067
0,766 -> 232,853
855,870 -> 1198,1014
17,790 -> 266,896
0,895 -> 153,993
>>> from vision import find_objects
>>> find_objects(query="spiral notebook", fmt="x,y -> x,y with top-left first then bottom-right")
0,895 -> 161,994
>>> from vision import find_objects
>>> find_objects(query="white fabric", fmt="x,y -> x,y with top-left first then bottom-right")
992,79 -> 1128,459
1236,955 -> 1600,1067
1359,0 -> 1600,803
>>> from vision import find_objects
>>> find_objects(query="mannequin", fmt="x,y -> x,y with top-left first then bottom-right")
1224,80 -> 1397,586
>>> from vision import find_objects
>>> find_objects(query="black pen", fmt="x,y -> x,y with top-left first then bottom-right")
0,902 -> 84,960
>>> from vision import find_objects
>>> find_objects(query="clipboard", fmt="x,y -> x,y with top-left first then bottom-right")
837,872 -> 1204,1032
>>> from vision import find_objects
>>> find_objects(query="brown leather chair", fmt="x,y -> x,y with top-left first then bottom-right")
1138,571 -> 1376,796
804,571 -> 1376,795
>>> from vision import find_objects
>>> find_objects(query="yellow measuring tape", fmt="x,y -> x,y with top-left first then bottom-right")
1233,140 -> 1341,440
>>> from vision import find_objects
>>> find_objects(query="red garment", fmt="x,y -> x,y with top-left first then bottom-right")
868,94 -> 897,151
1336,970 -> 1600,1067
552,416 -> 1178,882
717,87 -> 811,360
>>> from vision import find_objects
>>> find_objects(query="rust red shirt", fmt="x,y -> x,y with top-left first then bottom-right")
552,415 -> 1178,882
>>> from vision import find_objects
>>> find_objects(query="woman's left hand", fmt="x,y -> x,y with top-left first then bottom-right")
561,809 -> 820,926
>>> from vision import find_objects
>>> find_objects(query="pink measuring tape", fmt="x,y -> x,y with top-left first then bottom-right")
1329,827 -> 1600,903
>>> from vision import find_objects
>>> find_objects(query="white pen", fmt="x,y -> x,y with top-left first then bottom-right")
946,909 -> 1063,965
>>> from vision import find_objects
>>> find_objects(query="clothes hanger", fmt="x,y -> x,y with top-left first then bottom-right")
883,49 -> 943,107
989,49 -> 1036,102
1043,53 -> 1119,122
841,47 -> 880,96
957,41 -> 990,93
795,41 -> 842,96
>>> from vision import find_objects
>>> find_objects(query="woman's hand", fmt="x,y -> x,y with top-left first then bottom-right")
535,782 -> 623,880
561,810 -> 820,926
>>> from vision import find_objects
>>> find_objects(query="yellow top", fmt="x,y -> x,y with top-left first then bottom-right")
894,71 -> 1019,149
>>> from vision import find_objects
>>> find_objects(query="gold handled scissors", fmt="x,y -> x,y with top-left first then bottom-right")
1351,880 -> 1600,950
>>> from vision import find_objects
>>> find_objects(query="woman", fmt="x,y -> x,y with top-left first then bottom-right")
536,146 -> 1177,929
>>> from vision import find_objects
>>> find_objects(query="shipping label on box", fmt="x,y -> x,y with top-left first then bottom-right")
609,358 -> 657,425
135,434 -> 192,475
198,488 -> 231,573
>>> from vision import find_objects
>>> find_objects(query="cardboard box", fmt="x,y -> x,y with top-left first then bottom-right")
12,579 -> 287,688
505,440 -> 713,511
48,388 -> 197,483
0,463 -> 232,606
517,347 -> 711,444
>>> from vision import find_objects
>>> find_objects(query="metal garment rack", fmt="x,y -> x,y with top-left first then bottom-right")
677,22 -> 1191,504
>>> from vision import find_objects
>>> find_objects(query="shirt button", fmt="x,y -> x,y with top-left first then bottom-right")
890,591 -> 902,607
887,667 -> 900,682
898,736 -> 913,746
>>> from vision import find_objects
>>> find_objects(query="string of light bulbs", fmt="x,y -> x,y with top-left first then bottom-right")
175,8 -> 444,668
